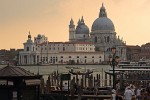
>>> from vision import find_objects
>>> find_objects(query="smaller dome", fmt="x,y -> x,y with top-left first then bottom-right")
76,24 -> 89,34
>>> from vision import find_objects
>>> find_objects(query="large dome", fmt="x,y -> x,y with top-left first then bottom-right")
91,17 -> 115,31
76,24 -> 89,34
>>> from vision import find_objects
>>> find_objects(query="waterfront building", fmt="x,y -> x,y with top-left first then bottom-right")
69,3 -> 126,61
0,49 -> 21,65
19,33 -> 104,65
126,45 -> 141,61
126,43 -> 150,62
139,43 -> 150,61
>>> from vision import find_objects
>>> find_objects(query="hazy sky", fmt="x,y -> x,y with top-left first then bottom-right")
0,0 -> 150,49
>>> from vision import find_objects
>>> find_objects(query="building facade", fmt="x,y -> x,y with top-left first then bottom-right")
126,45 -> 141,61
139,43 -> 150,61
19,34 -> 104,65
126,43 -> 150,62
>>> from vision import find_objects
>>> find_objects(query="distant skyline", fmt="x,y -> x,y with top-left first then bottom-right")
0,0 -> 150,49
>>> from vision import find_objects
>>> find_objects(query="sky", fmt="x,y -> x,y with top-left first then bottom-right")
0,0 -> 150,50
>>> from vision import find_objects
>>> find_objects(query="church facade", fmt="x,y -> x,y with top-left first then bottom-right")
69,4 -> 126,61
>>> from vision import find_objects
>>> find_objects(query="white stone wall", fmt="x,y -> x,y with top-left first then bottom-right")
19,51 -> 104,65
35,42 -> 95,53
56,52 -> 104,64
75,44 -> 95,52
19,34 -> 102,65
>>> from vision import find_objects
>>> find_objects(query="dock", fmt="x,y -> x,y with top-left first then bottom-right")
68,94 -> 111,99
41,93 -> 111,100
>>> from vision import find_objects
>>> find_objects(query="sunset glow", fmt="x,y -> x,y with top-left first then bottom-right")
0,0 -> 150,49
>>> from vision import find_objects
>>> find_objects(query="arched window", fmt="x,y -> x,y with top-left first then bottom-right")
26,47 -> 29,51
99,59 -> 101,63
92,59 -> 94,63
77,59 -> 79,64
61,60 -> 63,63
107,36 -> 109,42
83,35 -> 85,38
63,47 -> 65,51
104,36 -> 106,42
85,60 -> 86,63
94,37 -> 97,43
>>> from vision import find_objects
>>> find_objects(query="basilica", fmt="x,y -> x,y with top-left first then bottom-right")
69,3 -> 126,61
18,4 -> 126,65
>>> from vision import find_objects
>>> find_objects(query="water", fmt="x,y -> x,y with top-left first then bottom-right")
0,64 -> 111,82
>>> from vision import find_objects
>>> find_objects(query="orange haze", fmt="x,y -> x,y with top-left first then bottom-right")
0,0 -> 150,49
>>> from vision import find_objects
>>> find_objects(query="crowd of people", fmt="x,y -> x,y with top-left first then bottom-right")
111,82 -> 150,100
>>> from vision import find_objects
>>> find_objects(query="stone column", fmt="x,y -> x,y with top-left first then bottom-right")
22,55 -> 24,65
35,55 -> 37,64
30,55 -> 32,64
18,55 -> 21,64
27,55 -> 30,65
20,55 -> 22,65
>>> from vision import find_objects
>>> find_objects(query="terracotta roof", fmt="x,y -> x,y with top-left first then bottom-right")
0,65 -> 35,77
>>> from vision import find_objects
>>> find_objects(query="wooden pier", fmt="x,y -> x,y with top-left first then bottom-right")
40,93 -> 111,100
68,94 -> 111,99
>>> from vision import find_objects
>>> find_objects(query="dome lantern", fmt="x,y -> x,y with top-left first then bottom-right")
99,3 -> 107,17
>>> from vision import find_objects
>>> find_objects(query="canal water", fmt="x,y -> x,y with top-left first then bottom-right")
0,64 -> 111,82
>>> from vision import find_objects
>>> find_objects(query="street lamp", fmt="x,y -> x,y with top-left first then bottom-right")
109,47 -> 119,89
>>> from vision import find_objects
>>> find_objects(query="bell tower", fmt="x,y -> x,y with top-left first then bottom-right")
69,18 -> 75,42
